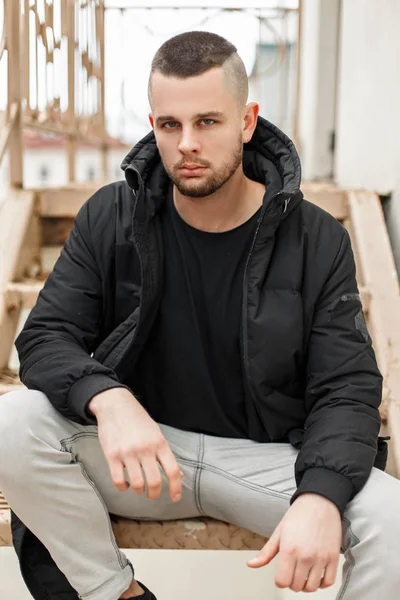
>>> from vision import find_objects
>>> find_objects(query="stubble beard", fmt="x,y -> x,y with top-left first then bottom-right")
164,137 -> 243,198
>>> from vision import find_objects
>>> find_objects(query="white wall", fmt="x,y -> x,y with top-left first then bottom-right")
335,0 -> 400,193
21,147 -> 128,189
297,0 -> 340,180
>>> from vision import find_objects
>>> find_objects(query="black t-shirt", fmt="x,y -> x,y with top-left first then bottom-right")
134,186 -> 261,438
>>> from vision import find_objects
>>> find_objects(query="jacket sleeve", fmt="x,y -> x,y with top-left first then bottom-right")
290,228 -> 383,516
15,190 -> 130,424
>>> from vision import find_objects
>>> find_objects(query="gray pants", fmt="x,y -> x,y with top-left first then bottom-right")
0,390 -> 399,600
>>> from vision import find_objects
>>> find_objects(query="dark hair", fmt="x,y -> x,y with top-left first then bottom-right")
148,31 -> 248,106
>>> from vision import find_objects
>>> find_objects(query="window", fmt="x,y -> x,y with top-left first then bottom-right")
39,165 -> 49,182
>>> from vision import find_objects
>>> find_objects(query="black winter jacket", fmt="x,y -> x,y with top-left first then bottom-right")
12,116 -> 387,599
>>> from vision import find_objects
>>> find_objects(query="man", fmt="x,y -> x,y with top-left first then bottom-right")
0,31 -> 397,600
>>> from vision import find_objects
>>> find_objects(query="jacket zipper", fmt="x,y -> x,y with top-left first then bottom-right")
241,191 -> 288,412
102,170 -> 147,371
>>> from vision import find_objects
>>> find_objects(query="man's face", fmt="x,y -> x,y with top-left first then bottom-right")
149,67 -> 244,198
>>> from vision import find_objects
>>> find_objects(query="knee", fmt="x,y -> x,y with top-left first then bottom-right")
0,389 -> 52,455
347,468 -> 400,537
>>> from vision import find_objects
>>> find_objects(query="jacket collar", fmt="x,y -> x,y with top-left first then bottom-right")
121,115 -> 302,218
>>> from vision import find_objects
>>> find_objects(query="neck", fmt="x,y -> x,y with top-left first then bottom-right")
173,167 -> 265,233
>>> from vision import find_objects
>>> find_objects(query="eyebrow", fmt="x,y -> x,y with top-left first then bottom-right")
155,111 -> 224,125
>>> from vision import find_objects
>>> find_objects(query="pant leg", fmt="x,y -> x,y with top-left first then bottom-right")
338,466 -> 400,599
198,432 -> 400,598
0,390 -> 202,600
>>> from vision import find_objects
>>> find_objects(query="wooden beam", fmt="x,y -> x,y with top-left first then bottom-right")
348,191 -> 400,435
6,281 -> 43,310
359,285 -> 371,314
0,296 -> 20,370
37,184 -> 105,217
14,211 -> 42,281
38,182 -> 347,222
67,0 -> 76,183
0,101 -> 18,166
41,246 -> 63,275
302,182 -> 348,220
0,191 -> 36,368
7,0 -> 23,187
0,190 -> 36,284
41,217 -> 74,246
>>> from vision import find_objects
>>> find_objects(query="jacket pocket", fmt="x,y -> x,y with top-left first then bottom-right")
93,307 -> 139,367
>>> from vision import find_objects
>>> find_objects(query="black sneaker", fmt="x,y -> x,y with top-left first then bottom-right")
126,580 -> 157,600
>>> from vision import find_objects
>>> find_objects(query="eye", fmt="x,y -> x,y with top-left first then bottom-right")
201,119 -> 216,126
162,121 -> 179,129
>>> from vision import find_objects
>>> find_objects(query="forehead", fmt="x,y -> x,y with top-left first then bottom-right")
150,67 -> 236,118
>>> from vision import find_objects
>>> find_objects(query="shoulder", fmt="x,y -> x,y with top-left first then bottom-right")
84,180 -> 132,216
297,197 -> 349,258
299,197 -> 347,239
74,180 -> 132,244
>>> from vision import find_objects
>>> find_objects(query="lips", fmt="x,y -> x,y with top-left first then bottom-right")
180,164 -> 206,170
179,165 -> 207,177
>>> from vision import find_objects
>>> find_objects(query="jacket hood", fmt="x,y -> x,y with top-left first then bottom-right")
121,115 -> 302,216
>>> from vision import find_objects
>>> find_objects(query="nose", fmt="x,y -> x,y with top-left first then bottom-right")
177,127 -> 201,155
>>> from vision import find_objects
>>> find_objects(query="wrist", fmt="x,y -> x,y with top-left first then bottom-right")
294,492 -> 341,516
88,387 -> 137,416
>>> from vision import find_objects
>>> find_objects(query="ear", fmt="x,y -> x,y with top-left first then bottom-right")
149,113 -> 155,129
242,102 -> 259,144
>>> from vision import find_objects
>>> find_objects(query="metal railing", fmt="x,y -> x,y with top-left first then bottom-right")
0,0 -> 107,188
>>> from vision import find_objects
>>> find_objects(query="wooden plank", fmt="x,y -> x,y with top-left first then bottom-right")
67,0 -> 76,182
359,286 -> 371,314
343,217 -> 365,287
41,245 -> 63,274
302,181 -> 348,220
0,101 -> 18,166
0,508 -> 12,546
0,297 -> 20,370
37,184 -> 104,217
39,182 -> 346,220
14,210 -> 42,280
0,190 -> 36,369
0,190 -> 36,283
348,191 -> 400,433
41,217 -> 74,245
7,0 -> 23,187
8,308 -> 31,372
6,281 -> 43,310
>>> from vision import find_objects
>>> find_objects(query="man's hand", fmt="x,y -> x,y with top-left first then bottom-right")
247,493 -> 342,593
88,388 -> 184,502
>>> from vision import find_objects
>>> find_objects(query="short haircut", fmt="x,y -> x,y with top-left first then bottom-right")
148,31 -> 248,108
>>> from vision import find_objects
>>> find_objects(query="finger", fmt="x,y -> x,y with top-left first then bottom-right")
123,454 -> 146,494
303,562 -> 327,593
139,454 -> 163,500
247,527 -> 280,568
157,444 -> 183,502
274,548 -> 297,589
319,558 -> 339,589
289,556 -> 314,592
108,457 -> 130,492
